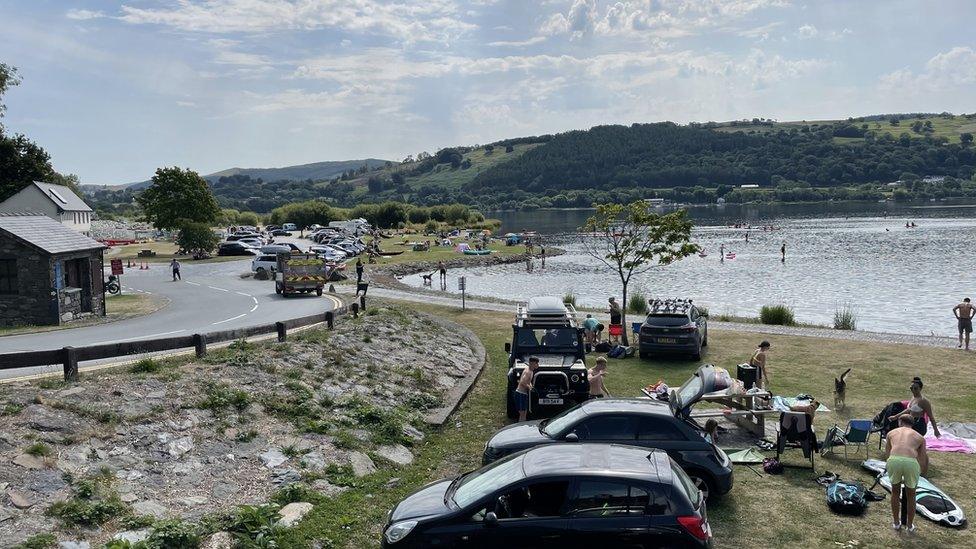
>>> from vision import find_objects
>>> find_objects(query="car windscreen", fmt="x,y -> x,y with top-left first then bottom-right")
670,461 -> 701,508
541,405 -> 588,437
645,314 -> 690,327
453,455 -> 525,508
515,328 -> 579,351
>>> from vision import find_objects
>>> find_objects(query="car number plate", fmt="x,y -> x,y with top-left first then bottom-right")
538,398 -> 563,405
657,338 -> 678,344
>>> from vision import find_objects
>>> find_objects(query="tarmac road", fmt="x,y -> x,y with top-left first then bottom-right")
0,257 -> 341,380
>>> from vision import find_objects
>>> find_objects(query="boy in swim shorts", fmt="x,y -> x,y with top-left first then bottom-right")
885,415 -> 929,532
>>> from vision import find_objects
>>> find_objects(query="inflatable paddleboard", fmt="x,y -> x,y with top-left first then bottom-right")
862,458 -> 966,527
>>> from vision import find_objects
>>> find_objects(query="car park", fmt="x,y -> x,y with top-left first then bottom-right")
382,443 -> 712,548
217,242 -> 257,256
270,229 -> 293,236
505,297 -> 589,419
638,299 -> 708,360
251,254 -> 278,274
261,243 -> 302,254
482,398 -> 733,500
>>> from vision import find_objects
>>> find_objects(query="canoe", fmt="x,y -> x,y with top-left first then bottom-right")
862,458 -> 966,527
463,249 -> 492,255
377,251 -> 404,256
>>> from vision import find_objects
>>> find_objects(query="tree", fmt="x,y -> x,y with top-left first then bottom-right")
581,203 -> 698,345
137,167 -> 220,230
176,222 -> 219,256
961,132 -> 974,146
0,132 -> 59,201
367,176 -> 384,193
391,172 -> 406,187
0,63 -> 20,126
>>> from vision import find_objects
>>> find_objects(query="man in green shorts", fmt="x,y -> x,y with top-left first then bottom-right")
885,415 -> 929,532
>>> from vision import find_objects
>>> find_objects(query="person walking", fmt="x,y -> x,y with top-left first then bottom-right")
438,261 -> 447,288
720,243 -> 725,263
749,341 -> 771,391
884,415 -> 929,532
539,245 -> 546,268
953,297 -> 974,350
170,258 -> 181,281
355,258 -> 364,284
888,377 -> 941,437
780,241 -> 786,262
515,357 -> 540,422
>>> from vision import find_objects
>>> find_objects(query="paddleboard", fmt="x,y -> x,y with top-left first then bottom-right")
862,458 -> 966,527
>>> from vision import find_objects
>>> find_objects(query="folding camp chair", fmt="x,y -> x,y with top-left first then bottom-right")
822,419 -> 873,460
776,411 -> 817,469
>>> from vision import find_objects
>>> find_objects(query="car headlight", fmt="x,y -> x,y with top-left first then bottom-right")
385,520 -> 418,544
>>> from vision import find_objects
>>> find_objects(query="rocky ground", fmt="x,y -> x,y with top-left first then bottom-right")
89,220 -> 158,242
0,305 -> 481,548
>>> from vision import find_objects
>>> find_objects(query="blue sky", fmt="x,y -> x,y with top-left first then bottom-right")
1,1 -> 974,184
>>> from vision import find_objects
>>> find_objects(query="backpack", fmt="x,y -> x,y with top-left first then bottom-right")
761,458 -> 783,474
608,345 -> 626,359
826,480 -> 867,515
594,342 -> 612,352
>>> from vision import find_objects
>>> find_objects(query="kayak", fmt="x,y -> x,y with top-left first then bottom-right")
463,249 -> 492,255
862,458 -> 966,527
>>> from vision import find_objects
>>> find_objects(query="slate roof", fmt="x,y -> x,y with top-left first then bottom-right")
31,182 -> 93,212
0,215 -> 105,254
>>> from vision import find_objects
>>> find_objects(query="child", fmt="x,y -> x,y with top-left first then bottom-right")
704,419 -> 719,444
588,357 -> 610,398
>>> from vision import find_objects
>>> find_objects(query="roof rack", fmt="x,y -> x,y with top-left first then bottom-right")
648,298 -> 695,315
516,296 -> 580,327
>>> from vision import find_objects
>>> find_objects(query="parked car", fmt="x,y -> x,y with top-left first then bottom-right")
270,229 -> 293,236
282,223 -> 298,231
251,254 -> 278,274
264,225 -> 281,232
482,398 -> 732,500
217,242 -> 257,256
638,299 -> 708,360
226,233 -> 261,242
261,243 -> 301,255
382,444 -> 712,548
238,237 -> 265,248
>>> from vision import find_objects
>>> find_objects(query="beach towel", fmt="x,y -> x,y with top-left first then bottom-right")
924,424 -> 976,454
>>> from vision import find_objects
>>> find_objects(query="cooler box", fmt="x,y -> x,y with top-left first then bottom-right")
737,363 -> 758,390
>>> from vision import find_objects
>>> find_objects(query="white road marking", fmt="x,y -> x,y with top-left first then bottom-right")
235,291 -> 252,297
89,329 -> 186,345
212,314 -> 246,325
208,286 -> 229,292
185,281 -> 201,286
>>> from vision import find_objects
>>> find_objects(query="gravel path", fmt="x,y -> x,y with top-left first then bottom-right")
368,286 -> 961,349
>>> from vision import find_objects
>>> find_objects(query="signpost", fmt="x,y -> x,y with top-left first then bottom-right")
458,276 -> 466,311
110,259 -> 123,294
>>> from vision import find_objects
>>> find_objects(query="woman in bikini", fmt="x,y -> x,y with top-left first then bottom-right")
888,377 -> 941,437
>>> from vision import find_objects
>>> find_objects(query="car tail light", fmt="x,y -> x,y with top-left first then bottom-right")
677,515 -> 710,541
681,325 -> 697,333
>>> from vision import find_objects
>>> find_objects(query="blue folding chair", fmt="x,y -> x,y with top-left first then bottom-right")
822,419 -> 873,460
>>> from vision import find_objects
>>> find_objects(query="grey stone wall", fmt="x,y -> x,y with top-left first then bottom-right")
0,237 -> 57,327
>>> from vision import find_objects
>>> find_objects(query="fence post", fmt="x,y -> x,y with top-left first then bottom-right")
193,334 -> 207,358
325,311 -> 335,330
359,295 -> 366,312
62,346 -> 79,382
276,321 -> 287,342
351,302 -> 359,318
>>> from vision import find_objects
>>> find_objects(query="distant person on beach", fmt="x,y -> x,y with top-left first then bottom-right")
438,261 -> 447,288
953,298 -> 974,350
749,341 -> 771,390
720,243 -> 725,262
540,245 -> 546,268
781,241 -> 786,262
170,258 -> 181,281
745,231 -> 749,243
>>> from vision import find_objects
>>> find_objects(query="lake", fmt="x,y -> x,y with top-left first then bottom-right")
404,200 -> 976,336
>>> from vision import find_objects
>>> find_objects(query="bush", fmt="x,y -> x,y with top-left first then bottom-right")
562,292 -> 576,307
25,442 -> 52,457
15,534 -> 57,549
198,382 -> 251,414
130,358 -> 161,374
628,291 -> 648,314
759,304 -> 795,326
146,519 -> 201,548
833,304 -> 858,330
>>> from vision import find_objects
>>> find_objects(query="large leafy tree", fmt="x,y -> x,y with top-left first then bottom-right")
581,202 -> 699,345
137,167 -> 220,230
176,222 -> 220,256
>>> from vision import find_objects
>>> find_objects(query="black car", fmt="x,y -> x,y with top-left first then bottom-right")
382,444 -> 712,549
639,299 -> 708,360
217,242 -> 257,256
483,398 -> 732,500
226,233 -> 262,242
270,229 -> 293,236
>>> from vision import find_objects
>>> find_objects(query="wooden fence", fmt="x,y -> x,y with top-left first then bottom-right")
0,296 -> 364,381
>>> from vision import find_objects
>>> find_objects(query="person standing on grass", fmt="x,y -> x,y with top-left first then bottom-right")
749,341 -> 771,390
953,297 -> 974,350
608,297 -> 622,343
885,415 -> 928,533
516,357 -> 540,422
588,357 -> 610,398
170,258 -> 181,281
355,258 -> 364,284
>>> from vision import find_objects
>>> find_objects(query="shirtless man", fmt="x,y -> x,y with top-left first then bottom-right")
749,341 -> 771,390
885,415 -> 929,532
588,357 -> 609,398
953,298 -> 974,350
515,357 -> 540,422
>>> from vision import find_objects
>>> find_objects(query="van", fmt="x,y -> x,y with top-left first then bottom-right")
282,223 -> 298,231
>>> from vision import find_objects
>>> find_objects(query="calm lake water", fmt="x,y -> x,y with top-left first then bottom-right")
405,201 -> 976,336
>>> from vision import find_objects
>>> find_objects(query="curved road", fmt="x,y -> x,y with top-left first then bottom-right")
0,258 -> 341,379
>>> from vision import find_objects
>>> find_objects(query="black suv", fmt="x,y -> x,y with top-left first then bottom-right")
483,398 -> 732,500
382,444 -> 713,548
639,299 -> 708,360
505,297 -> 589,419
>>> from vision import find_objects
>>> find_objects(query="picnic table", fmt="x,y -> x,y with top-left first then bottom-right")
641,387 -> 777,437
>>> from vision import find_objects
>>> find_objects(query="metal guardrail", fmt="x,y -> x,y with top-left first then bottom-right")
0,296 -> 361,381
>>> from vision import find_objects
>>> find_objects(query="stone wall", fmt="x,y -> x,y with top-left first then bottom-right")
50,250 -> 106,323
0,237 -> 57,327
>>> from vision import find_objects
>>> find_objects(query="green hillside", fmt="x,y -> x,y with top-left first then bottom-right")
713,113 -> 976,144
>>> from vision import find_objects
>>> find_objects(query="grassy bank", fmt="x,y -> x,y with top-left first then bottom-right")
365,235 -> 524,267
105,241 -> 245,264
0,293 -> 165,337
279,300 -> 976,549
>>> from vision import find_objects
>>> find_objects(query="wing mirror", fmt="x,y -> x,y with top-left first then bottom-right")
484,512 -> 499,527
564,432 -> 579,442
505,343 -> 511,353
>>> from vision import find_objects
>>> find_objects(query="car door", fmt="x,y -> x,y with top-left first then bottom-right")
463,480 -> 572,549
635,416 -> 690,455
573,415 -> 637,444
566,479 -> 678,549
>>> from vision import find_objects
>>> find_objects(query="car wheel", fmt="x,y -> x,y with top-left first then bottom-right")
256,267 -> 265,273
639,350 -> 649,360
316,288 -> 323,296
691,349 -> 702,361
688,472 -> 716,502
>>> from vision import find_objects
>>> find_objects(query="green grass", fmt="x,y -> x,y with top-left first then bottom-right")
713,114 -> 976,144
364,235 -> 523,267
274,301 -> 976,549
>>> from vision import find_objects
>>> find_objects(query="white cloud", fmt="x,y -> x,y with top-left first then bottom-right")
881,46 -> 976,93
541,0 -> 597,39
487,36 -> 547,47
176,101 -> 199,107
796,24 -> 817,39
66,9 -> 104,20
112,0 -> 476,44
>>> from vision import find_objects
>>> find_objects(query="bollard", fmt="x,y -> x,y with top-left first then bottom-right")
351,302 -> 359,318
193,333 -> 207,358
325,311 -> 335,330
62,346 -> 79,382
359,295 -> 366,311
276,321 -> 287,342
328,284 -> 336,293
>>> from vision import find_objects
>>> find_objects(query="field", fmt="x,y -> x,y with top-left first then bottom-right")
713,114 -> 976,144
277,301 -> 976,549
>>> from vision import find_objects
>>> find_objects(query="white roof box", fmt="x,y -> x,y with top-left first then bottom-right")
527,296 -> 568,314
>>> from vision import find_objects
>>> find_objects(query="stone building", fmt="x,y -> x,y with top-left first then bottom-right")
0,215 -> 106,327
0,181 -> 94,234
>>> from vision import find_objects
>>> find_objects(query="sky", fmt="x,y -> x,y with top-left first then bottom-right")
1,1 -> 974,185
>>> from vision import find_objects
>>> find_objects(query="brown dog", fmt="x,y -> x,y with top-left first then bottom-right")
834,368 -> 852,411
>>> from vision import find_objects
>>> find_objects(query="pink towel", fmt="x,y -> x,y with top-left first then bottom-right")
924,424 -> 976,454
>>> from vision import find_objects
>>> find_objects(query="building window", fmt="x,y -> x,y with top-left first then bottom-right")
65,258 -> 87,289
0,259 -> 16,294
